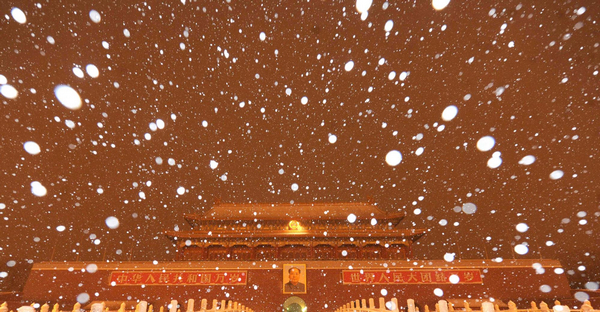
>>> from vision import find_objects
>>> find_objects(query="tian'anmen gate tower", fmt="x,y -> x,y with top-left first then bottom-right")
22,202 -> 573,312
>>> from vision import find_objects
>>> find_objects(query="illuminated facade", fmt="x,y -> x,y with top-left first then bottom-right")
21,202 -> 574,312
165,202 -> 426,261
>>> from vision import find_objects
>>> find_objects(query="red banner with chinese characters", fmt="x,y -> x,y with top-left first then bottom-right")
109,271 -> 247,286
342,269 -> 482,284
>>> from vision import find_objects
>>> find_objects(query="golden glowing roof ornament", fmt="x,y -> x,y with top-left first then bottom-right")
288,220 -> 301,230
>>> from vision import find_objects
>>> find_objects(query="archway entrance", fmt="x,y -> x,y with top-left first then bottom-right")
283,296 -> 306,312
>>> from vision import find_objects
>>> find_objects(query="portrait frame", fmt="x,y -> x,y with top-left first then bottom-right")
282,263 -> 307,294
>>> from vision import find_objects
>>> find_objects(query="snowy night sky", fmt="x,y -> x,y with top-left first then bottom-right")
0,0 -> 598,291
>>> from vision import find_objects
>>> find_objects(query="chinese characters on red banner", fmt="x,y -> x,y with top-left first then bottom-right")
109,271 -> 247,286
342,269 -> 482,284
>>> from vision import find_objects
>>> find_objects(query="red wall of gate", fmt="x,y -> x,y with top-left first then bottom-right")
22,260 -> 571,312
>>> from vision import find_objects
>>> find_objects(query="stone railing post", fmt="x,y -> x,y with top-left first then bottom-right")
439,301 -> 448,312
407,299 -> 415,312
379,298 -> 386,311
92,303 -> 106,312
186,299 -> 194,312
73,303 -> 81,312
508,301 -> 517,312
540,302 -> 550,312
481,302 -> 494,312
170,300 -> 178,312
391,298 -> 399,312
52,304 -> 59,312
581,300 -> 593,312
